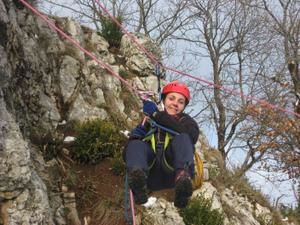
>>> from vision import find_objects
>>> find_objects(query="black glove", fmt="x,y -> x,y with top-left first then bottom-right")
130,124 -> 148,139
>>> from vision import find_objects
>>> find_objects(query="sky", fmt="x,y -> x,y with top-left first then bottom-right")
38,0 -> 298,207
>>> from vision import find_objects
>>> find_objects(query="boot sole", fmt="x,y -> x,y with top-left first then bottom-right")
174,177 -> 192,208
128,169 -> 148,204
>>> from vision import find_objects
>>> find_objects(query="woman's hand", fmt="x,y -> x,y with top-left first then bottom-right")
130,124 -> 148,139
143,100 -> 158,116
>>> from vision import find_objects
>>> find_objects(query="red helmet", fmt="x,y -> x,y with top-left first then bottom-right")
161,81 -> 190,104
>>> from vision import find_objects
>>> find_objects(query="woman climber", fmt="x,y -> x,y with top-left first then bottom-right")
125,81 -> 199,208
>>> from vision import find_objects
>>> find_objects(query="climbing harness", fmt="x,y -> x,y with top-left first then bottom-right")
142,119 -> 204,187
143,128 -> 174,174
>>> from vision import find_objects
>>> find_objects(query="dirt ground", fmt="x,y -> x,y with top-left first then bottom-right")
64,158 -> 128,225
62,157 -> 175,225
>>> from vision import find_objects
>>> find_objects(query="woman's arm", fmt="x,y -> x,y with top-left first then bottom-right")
151,111 -> 199,144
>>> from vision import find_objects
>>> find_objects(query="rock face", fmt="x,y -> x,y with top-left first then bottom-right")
0,92 -> 53,224
139,198 -> 184,225
120,33 -> 164,77
0,1 -> 294,225
1,1 -> 161,134
0,1 -> 157,224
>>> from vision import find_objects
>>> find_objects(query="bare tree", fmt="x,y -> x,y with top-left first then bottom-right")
173,0 -> 299,181
249,0 -> 300,115
40,0 -> 134,29
240,0 -> 300,179
40,0 -> 192,45
176,0 -> 269,162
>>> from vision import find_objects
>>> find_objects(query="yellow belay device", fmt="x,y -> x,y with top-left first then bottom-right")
192,150 -> 204,189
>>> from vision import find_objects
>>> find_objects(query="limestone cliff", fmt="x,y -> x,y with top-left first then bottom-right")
0,1 -> 294,225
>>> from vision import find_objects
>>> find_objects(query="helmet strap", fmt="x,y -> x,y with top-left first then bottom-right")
160,100 -> 165,111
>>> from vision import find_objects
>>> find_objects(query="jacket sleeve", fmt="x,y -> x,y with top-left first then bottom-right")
151,111 -> 199,144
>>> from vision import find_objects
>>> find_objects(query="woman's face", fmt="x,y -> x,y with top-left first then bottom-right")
164,92 -> 186,116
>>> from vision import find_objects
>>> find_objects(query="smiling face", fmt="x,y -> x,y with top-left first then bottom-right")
163,92 -> 186,116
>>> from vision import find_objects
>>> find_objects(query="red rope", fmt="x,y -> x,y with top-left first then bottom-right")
129,190 -> 137,225
94,0 -> 300,119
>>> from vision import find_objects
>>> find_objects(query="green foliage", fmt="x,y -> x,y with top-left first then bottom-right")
74,119 -> 125,164
207,165 -> 221,179
295,195 -> 300,223
297,205 -> 300,222
280,205 -> 300,225
119,70 -> 131,79
64,169 -> 78,187
120,86 -> 141,116
180,194 -> 224,225
210,168 -> 271,209
256,215 -> 272,225
111,150 -> 125,176
100,16 -> 123,48
29,125 -> 64,161
229,175 -> 271,208
255,212 -> 286,225
13,0 -> 38,9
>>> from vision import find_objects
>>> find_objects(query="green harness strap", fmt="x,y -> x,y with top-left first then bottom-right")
142,126 -> 204,189
143,130 -> 174,172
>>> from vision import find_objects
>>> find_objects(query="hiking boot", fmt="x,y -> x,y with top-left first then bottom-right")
174,170 -> 193,208
128,169 -> 148,204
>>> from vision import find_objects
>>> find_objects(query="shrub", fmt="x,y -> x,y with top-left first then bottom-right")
180,194 -> 224,225
119,70 -> 131,78
29,126 -> 64,161
210,167 -> 271,209
255,213 -> 285,225
100,16 -> 123,48
64,168 -> 78,187
111,149 -> 125,176
74,119 -> 126,164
